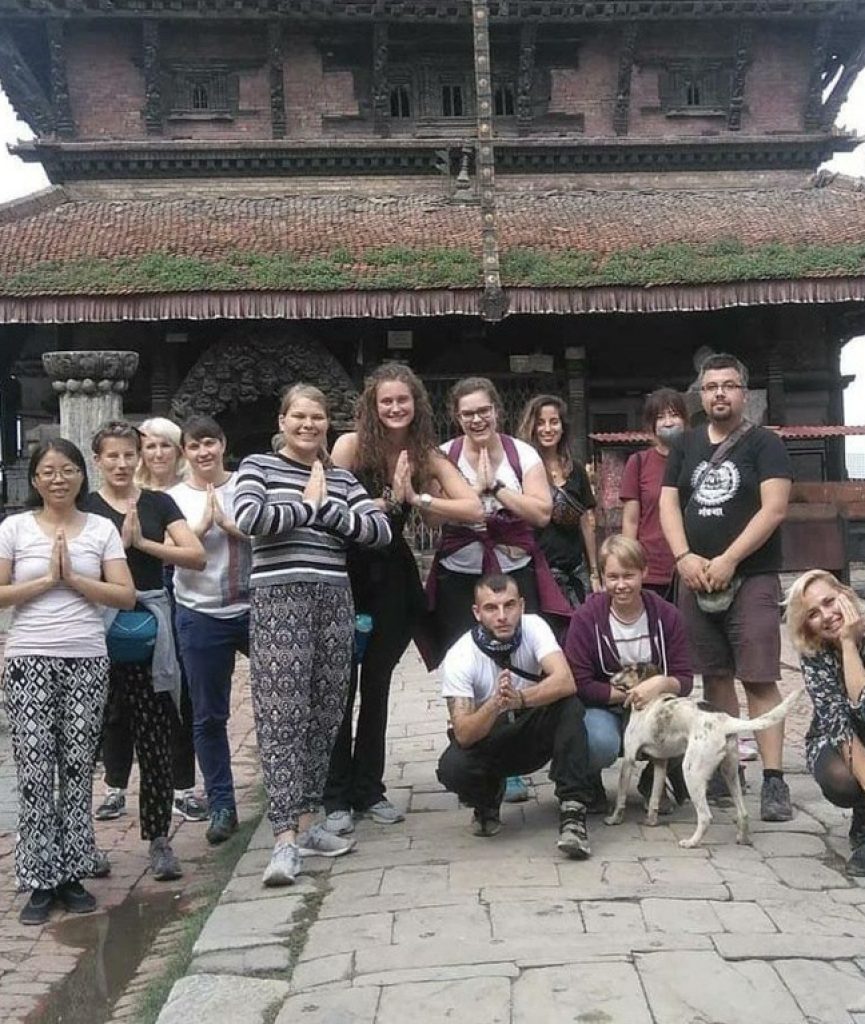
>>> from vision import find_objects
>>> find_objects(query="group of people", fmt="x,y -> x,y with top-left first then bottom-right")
4,351 -> 865,925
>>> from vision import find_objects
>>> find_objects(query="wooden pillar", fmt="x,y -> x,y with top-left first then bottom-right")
804,19 -> 832,132
566,345 -> 588,464
516,22 -> 536,136
372,22 -> 390,138
143,20 -> 162,135
727,23 -> 752,132
767,346 -> 786,426
268,21 -> 287,139
47,21 -> 74,138
613,23 -> 638,137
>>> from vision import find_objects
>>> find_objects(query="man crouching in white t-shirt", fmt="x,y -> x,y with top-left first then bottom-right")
436,573 -> 592,858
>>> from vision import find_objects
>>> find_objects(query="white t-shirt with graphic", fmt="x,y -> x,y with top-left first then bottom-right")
439,436 -> 541,574
440,614 -> 560,704
168,476 -> 250,619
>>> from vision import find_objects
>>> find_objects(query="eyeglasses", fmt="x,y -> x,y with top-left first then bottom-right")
35,467 -> 81,482
457,405 -> 495,422
701,382 -> 745,395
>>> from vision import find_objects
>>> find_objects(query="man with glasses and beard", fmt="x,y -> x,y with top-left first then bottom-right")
659,353 -> 794,821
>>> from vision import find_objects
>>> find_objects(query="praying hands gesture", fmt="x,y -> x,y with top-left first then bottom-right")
496,669 -> 524,712
474,446 -> 496,497
303,460 -> 328,508
121,502 -> 143,549
48,529 -> 64,584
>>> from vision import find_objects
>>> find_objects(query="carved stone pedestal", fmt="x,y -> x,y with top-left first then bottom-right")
42,350 -> 139,486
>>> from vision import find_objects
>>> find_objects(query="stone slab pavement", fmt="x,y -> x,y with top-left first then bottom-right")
0,653 -> 261,1024
157,625 -> 865,1024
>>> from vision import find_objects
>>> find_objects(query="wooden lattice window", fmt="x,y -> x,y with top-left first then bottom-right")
441,82 -> 465,117
659,61 -> 731,116
494,81 -> 516,117
390,83 -> 412,119
167,66 -> 239,118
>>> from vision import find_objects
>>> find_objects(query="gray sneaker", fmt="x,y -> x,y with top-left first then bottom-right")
361,799 -> 405,825
557,800 -> 591,860
262,842 -> 302,887
760,776 -> 793,822
149,837 -> 182,881
296,823 -> 357,858
323,810 -> 355,835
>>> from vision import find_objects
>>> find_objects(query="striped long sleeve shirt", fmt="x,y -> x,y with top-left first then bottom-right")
233,453 -> 392,589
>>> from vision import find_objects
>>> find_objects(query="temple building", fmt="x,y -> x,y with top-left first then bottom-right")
1,0 -> 865,493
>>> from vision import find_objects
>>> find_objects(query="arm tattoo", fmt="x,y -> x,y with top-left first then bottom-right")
446,696 -> 476,720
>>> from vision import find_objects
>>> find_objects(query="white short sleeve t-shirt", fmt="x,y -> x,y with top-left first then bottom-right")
168,476 -> 250,619
0,511 -> 126,658
440,614 -> 560,704
439,436 -> 541,574
610,610 -> 651,666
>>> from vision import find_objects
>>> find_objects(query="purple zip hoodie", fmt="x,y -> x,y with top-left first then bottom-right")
564,590 -> 693,707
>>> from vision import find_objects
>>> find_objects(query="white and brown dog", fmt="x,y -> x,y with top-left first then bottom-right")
604,665 -> 804,848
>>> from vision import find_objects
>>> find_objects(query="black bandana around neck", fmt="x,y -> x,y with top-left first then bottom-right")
471,622 -> 523,665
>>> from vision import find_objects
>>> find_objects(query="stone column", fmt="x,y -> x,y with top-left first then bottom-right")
42,350 -> 139,486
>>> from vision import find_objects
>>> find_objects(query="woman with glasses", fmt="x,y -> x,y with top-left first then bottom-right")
426,377 -> 572,674
620,388 -> 688,604
564,534 -> 692,813
322,363 -> 481,837
0,439 -> 134,925
517,394 -> 600,608
85,421 -> 205,883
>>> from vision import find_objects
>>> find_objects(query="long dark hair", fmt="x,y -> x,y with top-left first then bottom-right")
354,363 -> 438,490
27,438 -> 89,510
517,394 -> 574,477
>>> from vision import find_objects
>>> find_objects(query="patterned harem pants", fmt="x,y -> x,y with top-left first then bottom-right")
4,655 -> 109,891
105,662 -> 175,841
249,581 -> 354,834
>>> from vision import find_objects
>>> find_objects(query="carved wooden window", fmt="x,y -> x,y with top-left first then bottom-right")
390,83 -> 412,119
441,82 -> 465,117
493,80 -> 517,117
167,66 -> 239,119
659,61 -> 731,116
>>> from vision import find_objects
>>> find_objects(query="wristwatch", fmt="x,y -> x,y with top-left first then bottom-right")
418,493 -> 433,509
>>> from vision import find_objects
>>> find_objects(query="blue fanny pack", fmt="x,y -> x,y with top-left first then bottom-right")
106,607 -> 158,664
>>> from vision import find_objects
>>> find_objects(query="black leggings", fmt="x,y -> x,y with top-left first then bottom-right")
813,744 -> 865,809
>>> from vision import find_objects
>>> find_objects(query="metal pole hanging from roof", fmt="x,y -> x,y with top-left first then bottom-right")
471,0 -> 509,322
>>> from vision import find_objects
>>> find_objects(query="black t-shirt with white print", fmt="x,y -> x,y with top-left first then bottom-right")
663,425 -> 792,576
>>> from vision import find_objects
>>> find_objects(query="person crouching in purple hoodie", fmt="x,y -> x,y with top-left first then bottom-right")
564,534 -> 693,814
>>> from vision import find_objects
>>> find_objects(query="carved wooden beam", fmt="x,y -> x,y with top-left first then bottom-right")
47,20 -> 74,137
267,21 -> 287,139
727,22 -> 752,131
372,22 -> 389,138
516,21 -> 536,136
612,22 -> 638,137
0,26 -> 54,136
822,35 -> 865,130
472,0 -> 507,321
804,19 -> 833,132
142,20 -> 162,135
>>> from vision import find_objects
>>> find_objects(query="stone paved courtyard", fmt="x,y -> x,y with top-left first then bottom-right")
157,633 -> 865,1024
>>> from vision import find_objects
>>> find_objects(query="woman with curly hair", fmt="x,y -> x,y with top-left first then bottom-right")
785,569 -> 865,875
518,394 -> 599,608
323,363 -> 482,836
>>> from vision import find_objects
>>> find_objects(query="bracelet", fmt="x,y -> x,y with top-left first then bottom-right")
673,550 -> 692,564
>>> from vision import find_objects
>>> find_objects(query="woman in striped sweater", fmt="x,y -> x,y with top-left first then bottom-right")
234,383 -> 392,887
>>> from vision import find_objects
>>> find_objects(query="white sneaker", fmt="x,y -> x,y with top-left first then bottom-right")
262,842 -> 301,887
296,823 -> 357,858
323,810 -> 355,835
361,799 -> 405,825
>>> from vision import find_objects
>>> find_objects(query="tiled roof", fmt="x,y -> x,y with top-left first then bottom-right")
1,180 -> 865,298
591,425 -> 865,444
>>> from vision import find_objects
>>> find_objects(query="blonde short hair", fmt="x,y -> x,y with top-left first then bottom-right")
135,416 -> 187,489
783,569 -> 861,655
599,534 -> 647,573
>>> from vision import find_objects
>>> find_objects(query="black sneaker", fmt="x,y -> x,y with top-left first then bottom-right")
557,800 -> 591,859
850,804 -> 865,850
760,776 -> 793,822
847,841 -> 865,877
471,806 -> 502,837
55,880 -> 97,915
94,788 -> 126,821
585,773 -> 609,815
19,888 -> 55,926
205,807 -> 239,846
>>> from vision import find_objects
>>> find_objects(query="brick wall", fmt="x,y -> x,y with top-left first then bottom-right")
60,20 -> 814,144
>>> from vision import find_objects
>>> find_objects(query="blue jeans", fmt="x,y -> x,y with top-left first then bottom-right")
584,708 -> 623,773
175,606 -> 249,813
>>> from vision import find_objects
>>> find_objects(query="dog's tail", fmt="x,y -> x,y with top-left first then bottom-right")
721,686 -> 805,737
